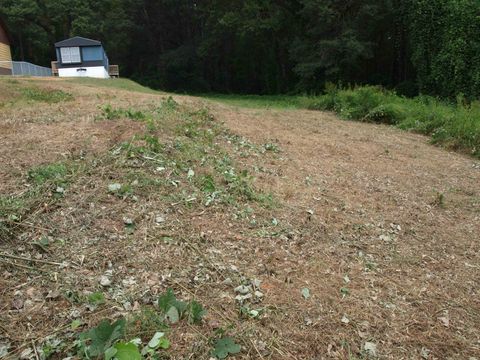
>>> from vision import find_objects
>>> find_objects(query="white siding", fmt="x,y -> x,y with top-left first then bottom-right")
58,66 -> 109,78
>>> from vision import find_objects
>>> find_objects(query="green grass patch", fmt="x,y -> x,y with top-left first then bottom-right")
199,85 -> 479,157
28,163 -> 69,185
100,104 -> 148,121
198,93 -> 307,109
21,87 -> 73,103
67,78 -> 160,94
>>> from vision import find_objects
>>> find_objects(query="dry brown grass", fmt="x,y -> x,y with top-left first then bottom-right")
0,78 -> 478,359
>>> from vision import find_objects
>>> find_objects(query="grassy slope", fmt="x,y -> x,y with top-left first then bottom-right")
0,78 -> 282,358
65,77 -> 162,94
201,88 -> 480,158
55,79 -> 480,159
0,78 -> 479,359
197,93 -> 305,109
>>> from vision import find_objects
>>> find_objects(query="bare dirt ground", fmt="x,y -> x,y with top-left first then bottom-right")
0,78 -> 478,359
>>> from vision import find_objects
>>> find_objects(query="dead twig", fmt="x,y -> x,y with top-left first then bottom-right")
10,221 -> 61,234
0,258 -> 45,273
250,338 -> 265,359
0,252 -> 68,267
31,340 -> 40,360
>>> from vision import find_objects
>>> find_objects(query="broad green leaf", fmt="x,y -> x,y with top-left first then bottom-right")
212,337 -> 241,359
158,289 -> 176,313
157,337 -> 170,349
88,292 -> 105,305
301,288 -> 310,300
39,236 -> 50,247
113,342 -> 141,360
174,299 -> 188,315
71,319 -> 82,330
147,332 -> 165,349
104,347 -> 117,360
188,300 -> 207,324
158,289 -> 188,323
79,318 -> 126,357
166,306 -> 180,324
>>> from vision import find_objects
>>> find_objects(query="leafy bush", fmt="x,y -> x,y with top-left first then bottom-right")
364,103 -> 406,125
75,290 -> 206,359
77,318 -> 126,358
76,318 -> 171,359
341,87 -> 382,119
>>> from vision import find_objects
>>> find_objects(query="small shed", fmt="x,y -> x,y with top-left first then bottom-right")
54,36 -> 110,78
0,17 -> 13,75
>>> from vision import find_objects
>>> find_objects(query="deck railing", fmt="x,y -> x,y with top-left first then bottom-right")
109,65 -> 119,77
50,61 -> 119,78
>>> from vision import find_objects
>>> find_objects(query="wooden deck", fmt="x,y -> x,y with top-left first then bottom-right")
51,61 -> 59,76
109,65 -> 119,77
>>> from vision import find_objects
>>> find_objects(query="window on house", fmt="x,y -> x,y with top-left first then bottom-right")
60,47 -> 81,64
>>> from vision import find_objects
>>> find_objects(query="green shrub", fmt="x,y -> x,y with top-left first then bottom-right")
337,86 -> 384,119
305,82 -> 339,110
365,103 -> 406,125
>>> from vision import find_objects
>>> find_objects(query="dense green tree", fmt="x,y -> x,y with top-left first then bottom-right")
196,0 -> 299,93
0,0 -> 479,99
409,0 -> 480,99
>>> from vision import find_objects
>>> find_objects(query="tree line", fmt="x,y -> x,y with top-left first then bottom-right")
1,0 -> 480,99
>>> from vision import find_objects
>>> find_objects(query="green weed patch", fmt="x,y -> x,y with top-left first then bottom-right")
305,85 -> 480,157
0,161 -> 79,241
100,104 -> 149,121
75,289 -> 208,359
21,87 -> 73,103
110,97 -> 273,209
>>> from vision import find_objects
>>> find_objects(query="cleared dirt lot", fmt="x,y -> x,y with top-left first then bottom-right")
0,78 -> 479,359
